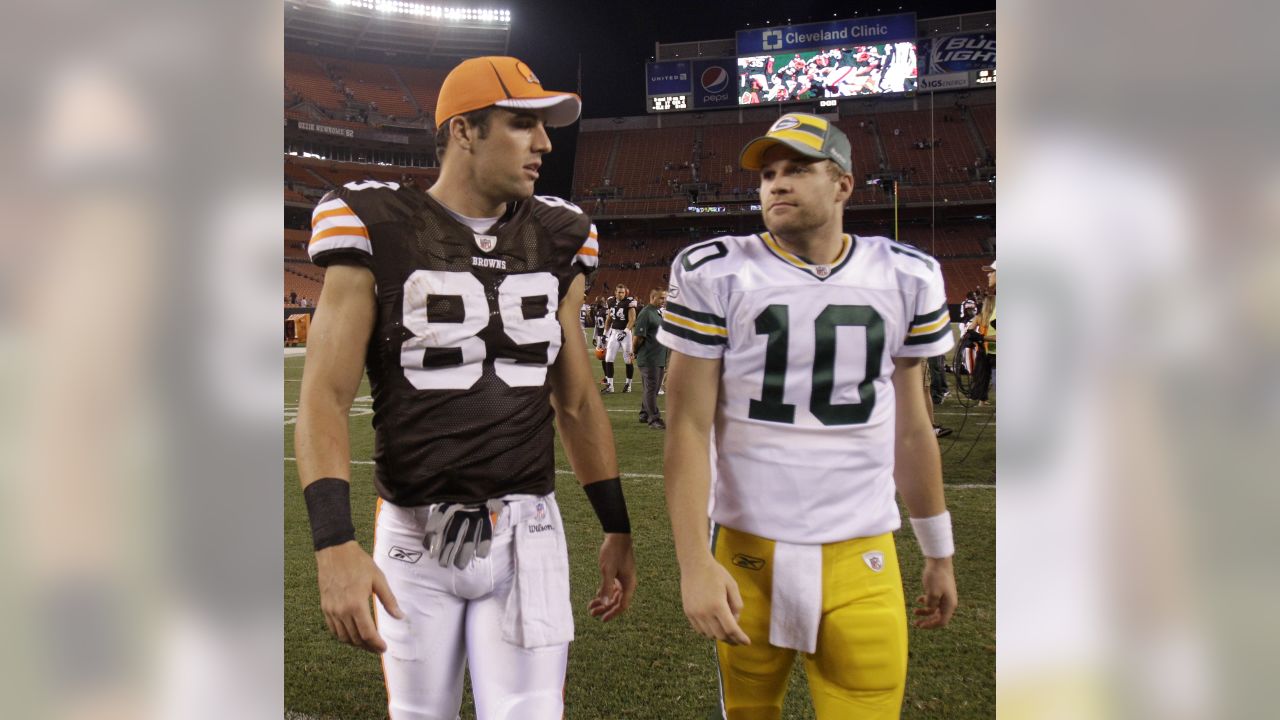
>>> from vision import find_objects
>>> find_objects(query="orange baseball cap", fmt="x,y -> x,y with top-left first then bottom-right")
434,56 -> 581,129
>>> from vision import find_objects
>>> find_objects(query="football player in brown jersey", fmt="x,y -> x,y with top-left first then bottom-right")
295,56 -> 636,720
601,283 -> 638,393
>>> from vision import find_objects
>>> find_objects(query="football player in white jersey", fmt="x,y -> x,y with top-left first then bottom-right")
660,113 -> 958,720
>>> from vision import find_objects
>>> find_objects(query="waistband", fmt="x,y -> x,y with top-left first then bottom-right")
380,493 -> 555,535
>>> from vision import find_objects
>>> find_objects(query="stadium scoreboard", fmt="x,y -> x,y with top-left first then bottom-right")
649,94 -> 691,112
646,13 -> 920,114
645,16 -> 995,114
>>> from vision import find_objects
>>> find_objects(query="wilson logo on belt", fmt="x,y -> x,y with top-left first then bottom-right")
732,554 -> 766,571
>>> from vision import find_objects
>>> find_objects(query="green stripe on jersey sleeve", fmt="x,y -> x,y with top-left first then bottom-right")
660,320 -> 727,346
664,301 -> 727,328
911,305 -> 949,327
904,324 -> 953,346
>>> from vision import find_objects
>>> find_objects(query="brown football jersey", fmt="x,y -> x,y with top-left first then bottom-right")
605,295 -> 638,327
308,180 -> 600,505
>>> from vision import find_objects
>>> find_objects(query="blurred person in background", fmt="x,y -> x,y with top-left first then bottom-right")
632,287 -> 669,429
600,283 -> 638,393
592,294 -> 608,349
968,261 -> 997,405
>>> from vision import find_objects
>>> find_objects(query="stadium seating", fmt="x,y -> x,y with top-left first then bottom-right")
831,117 -> 889,179
574,106 -> 995,213
970,104 -> 996,153
573,131 -> 614,195
320,58 -> 420,120
284,155 -> 439,191
284,52 -> 995,312
284,262 -> 324,307
696,120 -> 772,192
611,126 -> 697,197
286,51 -> 448,127
285,52 -> 347,111
394,65 -> 448,121
873,109 -> 982,184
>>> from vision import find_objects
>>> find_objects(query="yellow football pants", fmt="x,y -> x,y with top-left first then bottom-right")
712,525 -> 908,720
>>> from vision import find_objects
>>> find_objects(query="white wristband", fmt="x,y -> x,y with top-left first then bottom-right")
909,512 -> 954,558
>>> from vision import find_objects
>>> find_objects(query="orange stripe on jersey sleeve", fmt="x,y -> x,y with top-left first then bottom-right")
310,224 -> 370,244
577,246 -> 598,257
312,206 -> 359,225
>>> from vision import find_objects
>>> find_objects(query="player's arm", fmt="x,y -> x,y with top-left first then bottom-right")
549,273 -> 636,621
891,356 -> 958,629
625,304 -> 637,333
295,264 -> 402,653
663,351 -> 750,645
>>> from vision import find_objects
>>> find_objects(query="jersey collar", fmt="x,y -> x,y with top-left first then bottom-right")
759,232 -> 856,281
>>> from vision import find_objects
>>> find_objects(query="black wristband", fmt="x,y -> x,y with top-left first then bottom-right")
583,477 -> 631,534
303,478 -> 357,551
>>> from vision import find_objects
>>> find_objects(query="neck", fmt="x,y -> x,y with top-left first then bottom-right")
770,226 -> 846,265
428,165 -> 506,218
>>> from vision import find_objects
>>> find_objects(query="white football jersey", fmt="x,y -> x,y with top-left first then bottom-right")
657,232 -> 954,544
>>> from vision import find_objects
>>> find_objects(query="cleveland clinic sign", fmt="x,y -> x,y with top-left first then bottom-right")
736,13 -> 917,54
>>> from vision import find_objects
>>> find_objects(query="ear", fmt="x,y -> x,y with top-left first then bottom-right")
834,170 -> 854,204
448,116 -> 477,153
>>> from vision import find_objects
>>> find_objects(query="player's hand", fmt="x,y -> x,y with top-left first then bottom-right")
913,556 -> 958,629
588,532 -> 637,622
315,540 -> 403,654
423,502 -> 496,569
680,555 -> 751,645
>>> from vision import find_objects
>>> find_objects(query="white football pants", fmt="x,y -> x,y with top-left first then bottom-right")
373,498 -> 569,720
603,328 -> 633,364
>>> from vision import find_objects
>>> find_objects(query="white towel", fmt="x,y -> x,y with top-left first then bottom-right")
501,494 -> 575,649
768,541 -> 823,654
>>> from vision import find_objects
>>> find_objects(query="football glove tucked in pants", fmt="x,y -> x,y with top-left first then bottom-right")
424,500 -> 505,569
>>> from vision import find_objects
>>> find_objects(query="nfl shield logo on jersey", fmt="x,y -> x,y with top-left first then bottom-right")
814,265 -> 831,278
862,550 -> 885,573
474,233 -> 497,252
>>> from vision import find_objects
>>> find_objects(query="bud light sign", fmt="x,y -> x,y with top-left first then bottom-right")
920,32 -> 996,74
692,58 -> 738,109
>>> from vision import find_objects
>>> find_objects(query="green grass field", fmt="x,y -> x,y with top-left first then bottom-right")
284,349 -> 995,719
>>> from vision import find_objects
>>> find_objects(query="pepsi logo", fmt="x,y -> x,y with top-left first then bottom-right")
700,66 -> 729,93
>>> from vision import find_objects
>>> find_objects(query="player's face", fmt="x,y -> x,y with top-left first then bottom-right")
615,286 -> 627,300
471,108 -> 552,202
758,145 -> 851,240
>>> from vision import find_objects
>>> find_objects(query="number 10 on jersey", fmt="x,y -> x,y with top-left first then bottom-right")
748,304 -> 886,426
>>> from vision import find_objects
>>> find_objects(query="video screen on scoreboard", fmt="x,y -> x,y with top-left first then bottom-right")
737,41 -> 918,104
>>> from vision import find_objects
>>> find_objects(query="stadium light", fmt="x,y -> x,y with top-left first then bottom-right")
329,0 -> 511,24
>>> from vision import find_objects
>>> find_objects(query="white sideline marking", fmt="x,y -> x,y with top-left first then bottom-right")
281,458 -> 994,488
